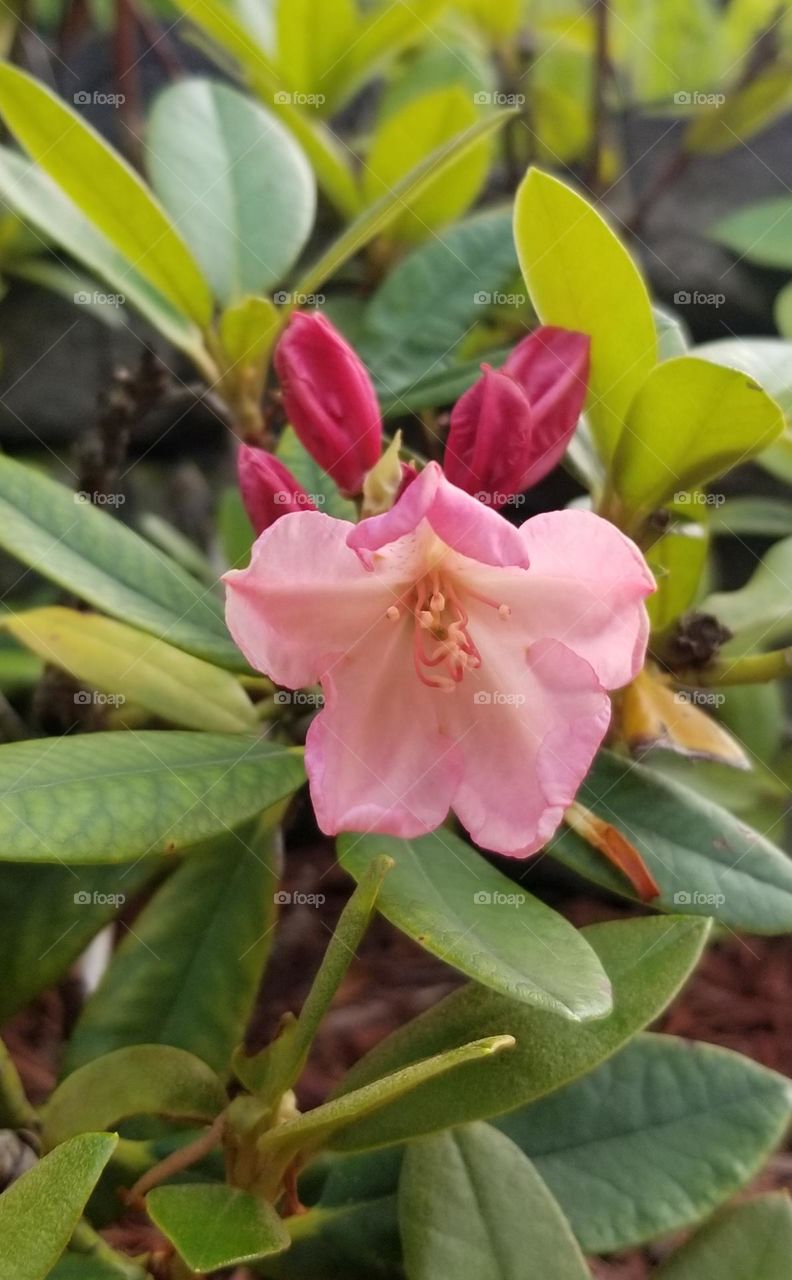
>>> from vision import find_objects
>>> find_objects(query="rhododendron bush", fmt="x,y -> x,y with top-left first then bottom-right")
0,7 -> 791,1279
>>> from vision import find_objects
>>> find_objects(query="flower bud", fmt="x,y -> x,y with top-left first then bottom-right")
237,444 -> 315,535
444,326 -> 590,502
274,312 -> 382,496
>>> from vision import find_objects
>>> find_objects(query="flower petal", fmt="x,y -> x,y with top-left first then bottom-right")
224,511 -> 398,688
445,633 -> 611,857
348,461 -> 530,569
306,615 -> 462,837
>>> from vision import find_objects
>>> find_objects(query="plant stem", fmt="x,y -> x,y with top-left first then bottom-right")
674,649 -> 792,687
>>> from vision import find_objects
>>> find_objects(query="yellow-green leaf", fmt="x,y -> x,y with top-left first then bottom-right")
2,607 -> 256,733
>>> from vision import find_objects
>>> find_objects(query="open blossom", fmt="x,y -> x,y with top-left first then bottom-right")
444,326 -> 590,502
274,312 -> 382,497
224,463 -> 653,857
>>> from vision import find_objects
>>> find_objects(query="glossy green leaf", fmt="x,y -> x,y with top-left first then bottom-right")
688,69 -> 792,156
363,86 -> 492,241
329,915 -> 709,1151
0,145 -> 206,361
610,356 -> 783,520
276,427 -> 356,519
712,196 -> 792,269
694,336 -> 792,415
147,1183 -> 289,1270
656,1193 -> 792,1279
338,829 -> 612,1020
0,731 -> 304,864
0,1038 -> 35,1128
43,1045 -> 226,1149
646,510 -> 709,633
147,78 -> 315,305
0,861 -> 162,1024
328,0 -> 453,108
294,109 -> 513,299
3,608 -> 256,732
275,0 -> 356,103
550,750 -> 792,932
46,1258 -> 140,1280
0,1133 -> 117,1280
379,346 -> 513,415
399,1123 -> 588,1280
167,0 -> 360,217
497,1033 -> 792,1253
515,167 -> 656,460
0,64 -> 211,326
0,454 -> 242,670
65,824 -> 281,1075
705,536 -> 792,651
712,496 -> 792,538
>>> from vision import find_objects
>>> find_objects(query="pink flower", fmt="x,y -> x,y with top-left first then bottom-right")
274,312 -> 382,497
237,444 -> 315,534
224,463 -> 653,857
444,326 -> 590,502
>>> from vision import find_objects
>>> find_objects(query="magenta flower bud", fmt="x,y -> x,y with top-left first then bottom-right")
444,326 -> 591,503
274,312 -> 382,496
237,443 -> 315,535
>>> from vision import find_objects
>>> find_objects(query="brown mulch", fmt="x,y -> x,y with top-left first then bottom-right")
4,840 -> 792,1278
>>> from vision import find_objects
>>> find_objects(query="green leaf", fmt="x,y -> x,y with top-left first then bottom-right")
64,824 -> 282,1075
146,78 -> 315,305
254,1036 -> 515,1193
550,750 -> 792,932
646,507 -> 709,634
0,731 -> 304,864
146,1183 -> 289,1270
325,0 -> 453,109
712,196 -> 792,269
46,1258 -> 140,1280
497,1033 -> 792,1253
609,356 -> 783,521
0,64 -> 212,326
274,0 -> 357,104
276,427 -> 356,520
358,208 -> 517,394
0,1038 -> 35,1128
2,607 -> 256,732
293,109 -> 514,299
712,496 -> 792,538
362,86 -> 492,241
687,69 -> 792,156
329,915 -> 709,1151
0,144 -> 207,362
399,1123 -> 588,1280
338,829 -> 612,1020
655,1193 -> 792,1280
705,535 -> 792,652
694,336 -> 792,415
0,1133 -> 117,1280
0,454 -> 242,670
514,167 -> 656,461
379,346 -> 513,416
42,1046 -> 226,1149
0,861 -> 162,1024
